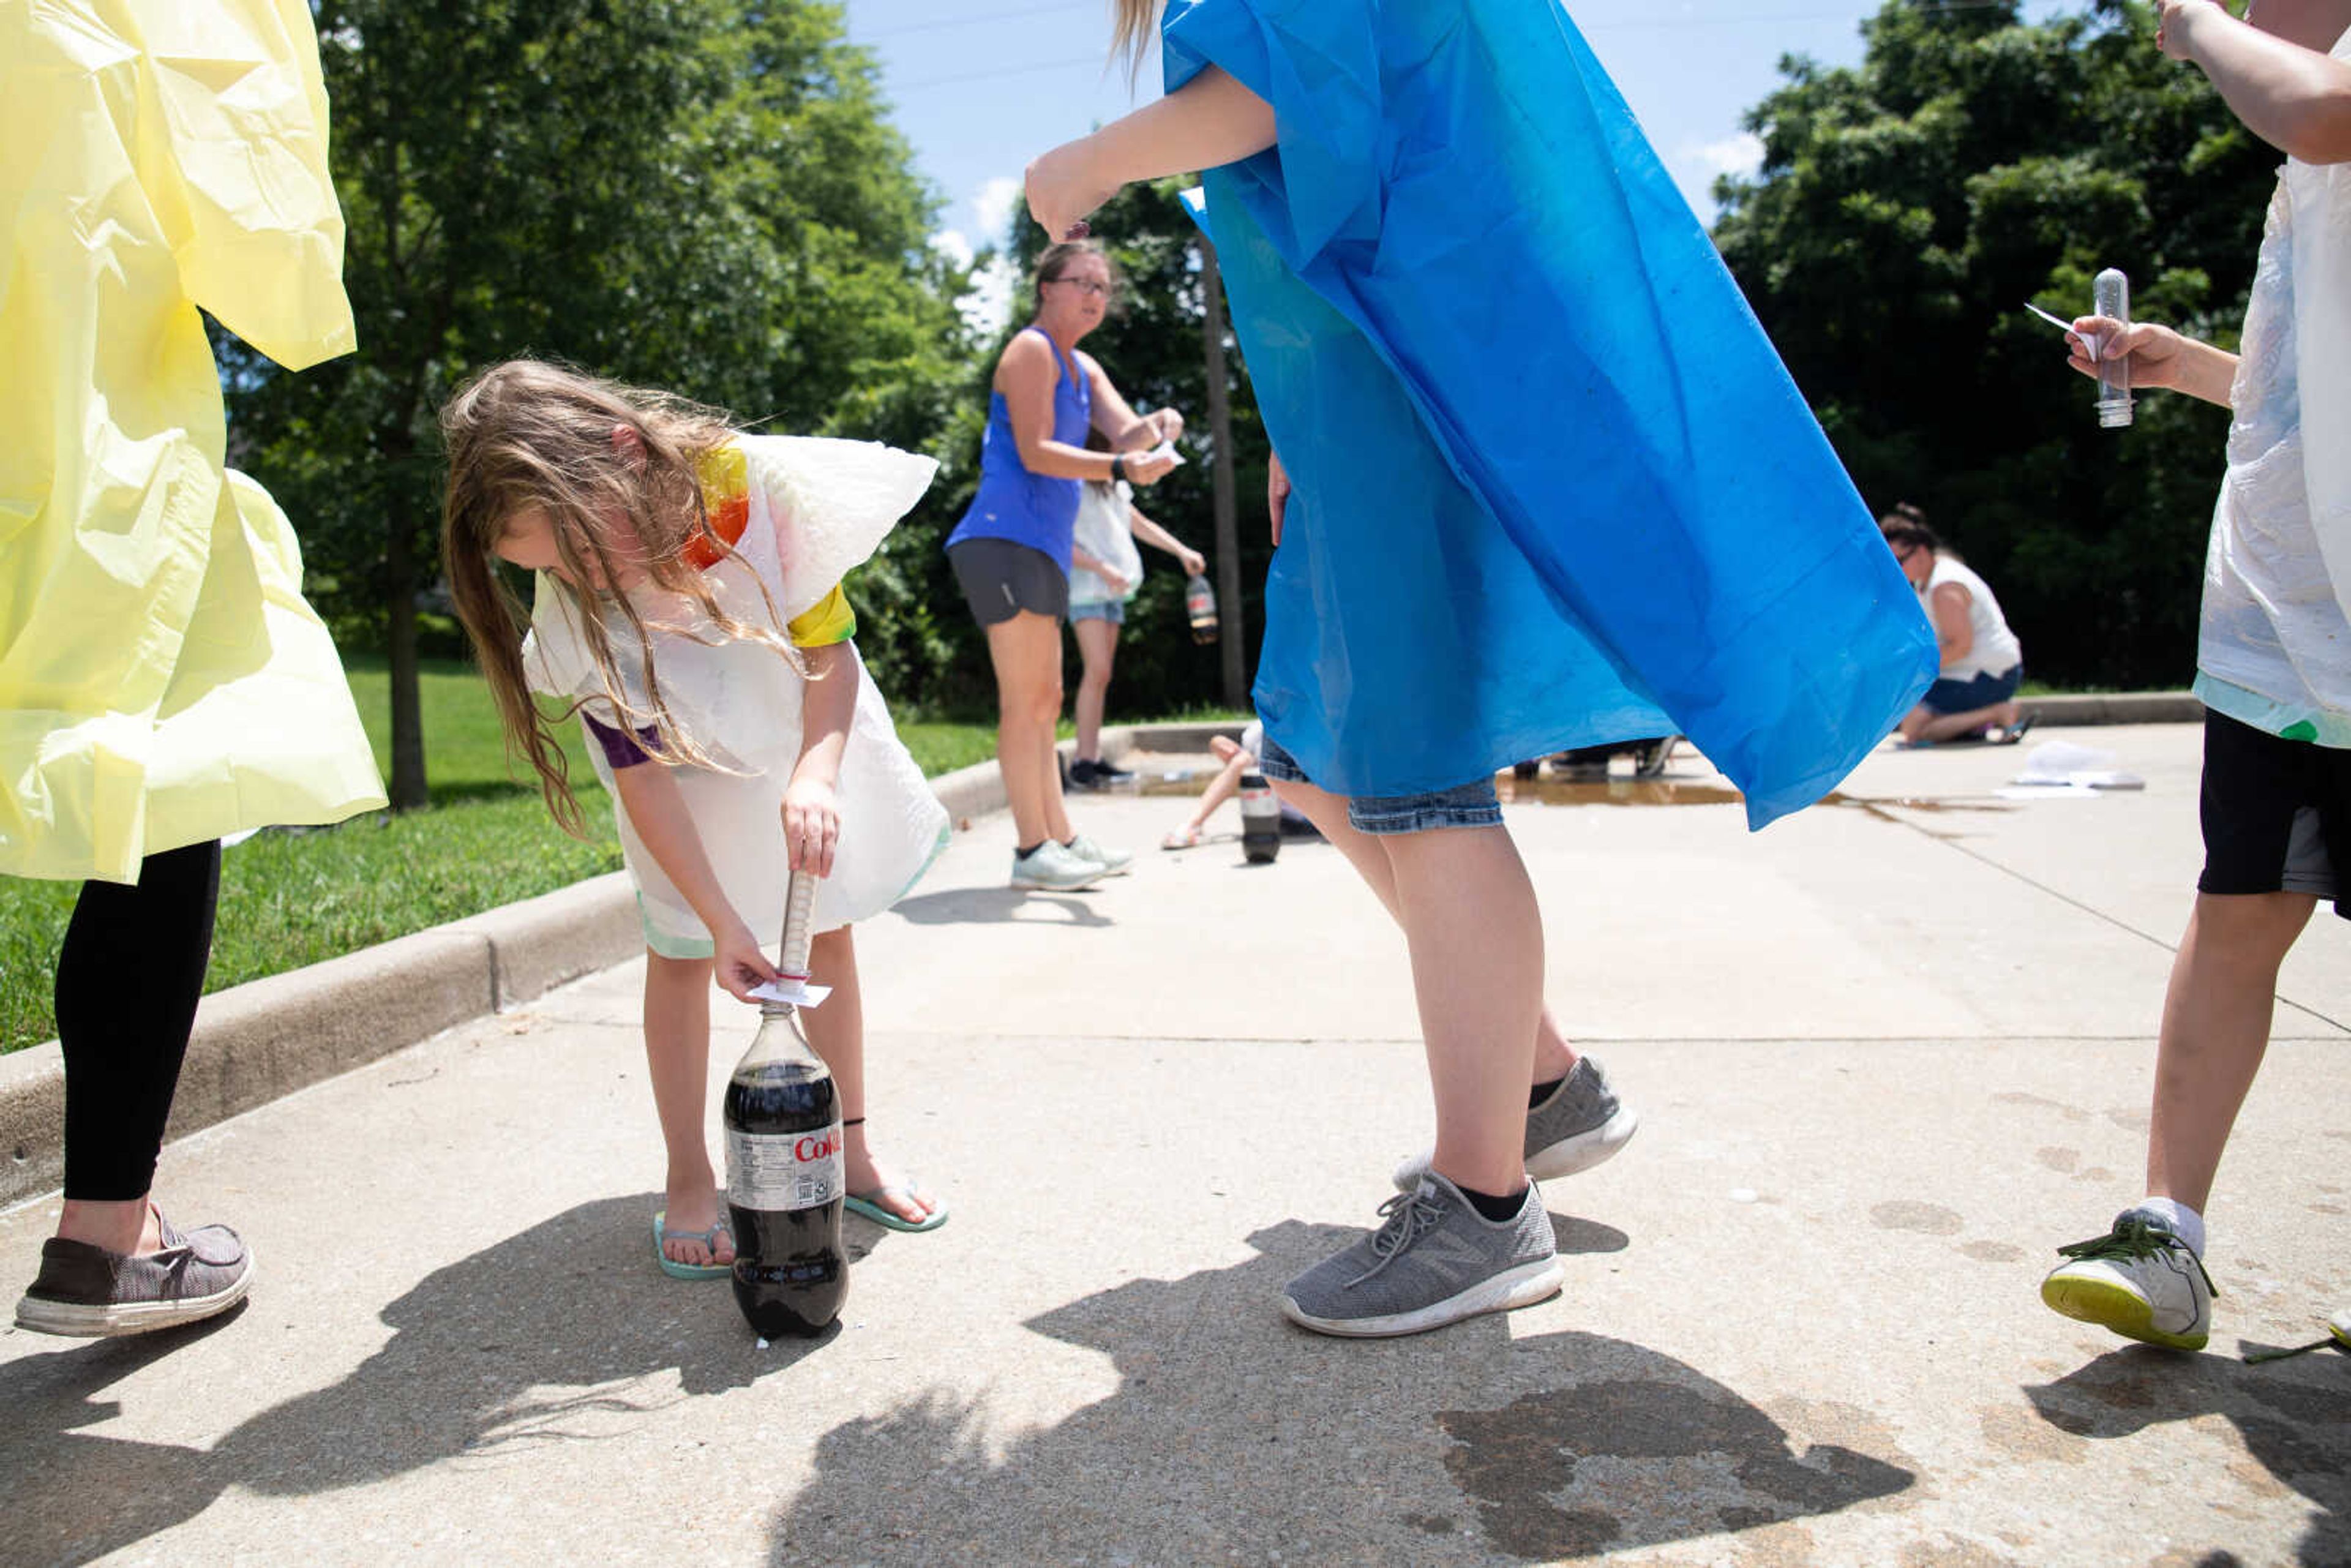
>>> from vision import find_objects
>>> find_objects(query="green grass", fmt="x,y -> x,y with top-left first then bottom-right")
2,657 -> 1002,1056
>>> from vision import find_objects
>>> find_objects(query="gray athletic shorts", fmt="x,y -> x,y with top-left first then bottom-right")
948,538 -> 1068,626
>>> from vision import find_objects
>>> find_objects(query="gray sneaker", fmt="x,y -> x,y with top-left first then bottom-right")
14,1214 -> 253,1337
1281,1174 -> 1562,1338
1392,1054 -> 1638,1193
1064,833 -> 1134,877
1010,839 -> 1105,891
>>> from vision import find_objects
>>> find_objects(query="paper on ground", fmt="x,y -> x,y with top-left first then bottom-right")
2009,740 -> 2143,792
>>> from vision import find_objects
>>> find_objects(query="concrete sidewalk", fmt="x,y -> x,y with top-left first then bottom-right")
1,723 -> 2343,1566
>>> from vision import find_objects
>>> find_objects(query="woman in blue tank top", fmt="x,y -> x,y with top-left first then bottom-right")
947,241 -> 1183,892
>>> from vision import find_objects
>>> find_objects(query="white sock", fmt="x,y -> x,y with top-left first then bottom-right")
2132,1196 -> 2206,1258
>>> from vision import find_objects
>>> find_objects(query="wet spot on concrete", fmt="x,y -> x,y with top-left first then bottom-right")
2025,1351 -> 2349,1559
1437,1376 -> 1913,1561
1403,1513 -> 1456,1536
2035,1147 -> 2080,1174
1962,1240 -> 2023,1264
1871,1201 -> 1965,1236
2309,1202 -> 2345,1216
2075,1166 -> 2115,1183
1978,1403 -> 2088,1464
1996,1091 -> 2090,1123
2106,1108 -> 2153,1133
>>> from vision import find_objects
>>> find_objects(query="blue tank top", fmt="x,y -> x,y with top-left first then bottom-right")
947,326 -> 1092,572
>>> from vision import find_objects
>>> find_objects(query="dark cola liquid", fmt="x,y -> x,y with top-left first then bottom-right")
724,1060 -> 847,1338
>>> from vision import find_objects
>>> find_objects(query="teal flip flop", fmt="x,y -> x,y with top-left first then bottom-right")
844,1186 -> 949,1234
652,1210 -> 734,1280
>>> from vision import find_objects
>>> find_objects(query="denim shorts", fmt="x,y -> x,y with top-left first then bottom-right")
1254,731 -> 1502,835
1068,598 -> 1126,626
1922,664 -> 2021,715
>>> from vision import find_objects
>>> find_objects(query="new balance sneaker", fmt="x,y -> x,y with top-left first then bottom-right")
2041,1207 -> 2217,1351
1393,1055 -> 1639,1193
1064,833 -> 1134,877
1066,757 -> 1105,792
1092,758 -> 1135,784
14,1214 -> 253,1338
1281,1174 -> 1562,1338
1009,839 -> 1105,891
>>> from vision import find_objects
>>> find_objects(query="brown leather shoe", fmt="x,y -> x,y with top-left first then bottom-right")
13,1212 -> 252,1337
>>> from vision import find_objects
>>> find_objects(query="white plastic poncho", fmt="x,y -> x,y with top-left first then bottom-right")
1,1 -> 387,883
2195,22 -> 2351,746
524,436 -> 949,953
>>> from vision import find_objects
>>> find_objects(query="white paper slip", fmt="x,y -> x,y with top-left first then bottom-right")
2022,301 -> 2075,334
1144,440 -> 1187,467
748,978 -> 833,1008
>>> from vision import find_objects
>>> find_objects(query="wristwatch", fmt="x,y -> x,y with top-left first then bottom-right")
1110,453 -> 1127,483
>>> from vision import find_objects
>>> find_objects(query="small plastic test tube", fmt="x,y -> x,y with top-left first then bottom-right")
2093,268 -> 2132,429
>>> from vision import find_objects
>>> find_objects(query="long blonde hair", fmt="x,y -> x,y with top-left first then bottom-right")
438,359 -> 798,836
1110,1 -> 1159,82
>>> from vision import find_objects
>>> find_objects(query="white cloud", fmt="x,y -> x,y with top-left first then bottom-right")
931,228 -> 975,269
959,255 -> 1019,335
933,229 -> 1018,333
1685,132 -> 1764,182
972,174 -> 1025,245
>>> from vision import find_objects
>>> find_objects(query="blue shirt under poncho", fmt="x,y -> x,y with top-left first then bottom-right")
1164,0 -> 1937,828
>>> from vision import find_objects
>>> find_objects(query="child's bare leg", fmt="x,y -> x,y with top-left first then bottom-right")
2146,891 -> 2314,1213
1272,775 -> 1576,1084
1073,617 -> 1117,761
801,927 -> 939,1225
1384,824 -> 1546,1196
643,950 -> 732,1265
1183,747 -> 1254,831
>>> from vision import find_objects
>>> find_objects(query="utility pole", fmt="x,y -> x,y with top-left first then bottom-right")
1198,236 -> 1246,710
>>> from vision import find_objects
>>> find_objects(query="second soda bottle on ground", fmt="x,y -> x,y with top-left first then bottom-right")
723,869 -> 847,1338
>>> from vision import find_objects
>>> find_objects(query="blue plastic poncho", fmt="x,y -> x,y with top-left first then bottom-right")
1164,0 -> 1937,828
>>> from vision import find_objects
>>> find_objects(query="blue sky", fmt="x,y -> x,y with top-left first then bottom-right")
843,0 -> 2077,327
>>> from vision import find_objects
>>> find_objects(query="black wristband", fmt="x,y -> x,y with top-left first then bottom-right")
1110,452 -> 1127,484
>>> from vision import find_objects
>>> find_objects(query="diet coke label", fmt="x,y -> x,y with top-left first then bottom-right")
727,1122 -> 844,1210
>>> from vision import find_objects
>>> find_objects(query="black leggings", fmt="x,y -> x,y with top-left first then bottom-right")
56,839 -> 220,1201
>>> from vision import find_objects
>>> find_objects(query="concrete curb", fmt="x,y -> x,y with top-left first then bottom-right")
0,872 -> 642,1210
0,699 -> 2197,1209
2019,691 -> 2202,725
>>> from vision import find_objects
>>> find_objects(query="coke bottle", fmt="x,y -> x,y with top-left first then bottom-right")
724,871 -> 847,1337
1185,573 -> 1218,645
1239,771 -> 1281,864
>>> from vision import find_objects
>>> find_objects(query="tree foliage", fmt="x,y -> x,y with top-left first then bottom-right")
1713,0 -> 2275,688
219,0 -> 972,805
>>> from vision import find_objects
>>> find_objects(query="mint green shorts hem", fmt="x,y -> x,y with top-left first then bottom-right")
640,895 -> 714,961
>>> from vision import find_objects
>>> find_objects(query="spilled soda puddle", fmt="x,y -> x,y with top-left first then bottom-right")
1494,775 -> 2014,824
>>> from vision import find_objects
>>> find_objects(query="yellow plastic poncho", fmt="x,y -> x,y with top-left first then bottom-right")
1,1 -> 386,885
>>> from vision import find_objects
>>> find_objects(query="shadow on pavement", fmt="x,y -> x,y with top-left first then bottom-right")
2025,1345 -> 2349,1566
767,1218 -> 1915,1563
888,887 -> 1114,927
0,1195 -> 818,1564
